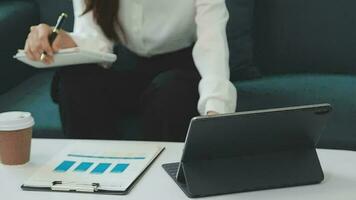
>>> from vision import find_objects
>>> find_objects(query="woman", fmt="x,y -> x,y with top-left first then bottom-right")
24,0 -> 237,141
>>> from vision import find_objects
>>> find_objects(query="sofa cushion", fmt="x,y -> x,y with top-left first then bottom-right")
236,74 -> 356,151
226,0 -> 261,81
254,0 -> 356,76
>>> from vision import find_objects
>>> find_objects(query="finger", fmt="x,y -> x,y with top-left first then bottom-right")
25,31 -> 40,60
24,39 -> 30,55
25,40 -> 37,61
25,47 -> 37,61
28,27 -> 38,39
37,27 -> 54,56
36,24 -> 52,48
30,45 -> 42,61
31,36 -> 45,61
37,23 -> 51,33
37,24 -> 52,41
207,111 -> 219,116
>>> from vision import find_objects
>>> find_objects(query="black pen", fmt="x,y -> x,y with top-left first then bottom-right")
40,13 -> 68,61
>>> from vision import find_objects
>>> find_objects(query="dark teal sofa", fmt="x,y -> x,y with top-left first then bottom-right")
1,0 -> 355,150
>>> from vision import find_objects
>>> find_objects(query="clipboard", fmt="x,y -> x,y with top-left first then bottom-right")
163,104 -> 332,198
13,47 -> 117,68
22,142 -> 165,195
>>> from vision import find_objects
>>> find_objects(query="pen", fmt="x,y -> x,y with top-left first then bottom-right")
40,13 -> 68,61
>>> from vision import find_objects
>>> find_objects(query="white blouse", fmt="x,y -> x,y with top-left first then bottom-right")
70,0 -> 237,115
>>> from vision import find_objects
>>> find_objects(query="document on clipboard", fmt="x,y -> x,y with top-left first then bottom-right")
13,47 -> 117,69
22,142 -> 164,195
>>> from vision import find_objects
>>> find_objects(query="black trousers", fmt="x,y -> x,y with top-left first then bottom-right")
51,47 -> 200,142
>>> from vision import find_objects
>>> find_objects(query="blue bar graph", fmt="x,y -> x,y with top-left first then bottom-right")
111,163 -> 129,173
74,162 -> 94,172
54,161 -> 76,172
91,163 -> 111,174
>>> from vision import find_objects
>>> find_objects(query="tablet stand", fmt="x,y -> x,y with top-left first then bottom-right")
163,147 -> 323,198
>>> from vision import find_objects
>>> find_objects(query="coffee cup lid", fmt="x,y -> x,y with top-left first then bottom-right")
0,112 -> 35,131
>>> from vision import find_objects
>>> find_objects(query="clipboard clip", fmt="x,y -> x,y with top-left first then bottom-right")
51,181 -> 100,193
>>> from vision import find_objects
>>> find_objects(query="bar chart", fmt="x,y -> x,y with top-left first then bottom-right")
54,160 -> 131,174
53,153 -> 140,175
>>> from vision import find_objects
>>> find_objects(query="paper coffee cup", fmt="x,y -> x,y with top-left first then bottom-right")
0,112 -> 35,165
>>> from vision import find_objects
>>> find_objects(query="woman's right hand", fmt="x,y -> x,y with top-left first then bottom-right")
24,23 -> 77,64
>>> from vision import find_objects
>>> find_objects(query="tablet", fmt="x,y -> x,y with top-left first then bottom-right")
13,47 -> 117,69
163,103 -> 332,198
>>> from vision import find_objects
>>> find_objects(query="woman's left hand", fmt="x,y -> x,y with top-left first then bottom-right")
207,111 -> 219,116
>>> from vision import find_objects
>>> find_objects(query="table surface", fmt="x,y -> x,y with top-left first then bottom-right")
1,139 -> 356,200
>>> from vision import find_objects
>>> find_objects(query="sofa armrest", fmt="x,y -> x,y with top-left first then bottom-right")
0,1 -> 40,94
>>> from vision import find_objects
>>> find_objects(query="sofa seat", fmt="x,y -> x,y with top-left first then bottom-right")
1,71 -> 355,150
0,71 -> 62,138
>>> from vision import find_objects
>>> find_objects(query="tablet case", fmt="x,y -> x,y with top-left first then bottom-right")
163,104 -> 332,198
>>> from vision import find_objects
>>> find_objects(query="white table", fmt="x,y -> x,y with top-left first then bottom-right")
1,139 -> 356,200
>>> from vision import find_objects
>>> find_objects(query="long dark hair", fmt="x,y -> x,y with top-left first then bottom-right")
83,0 -> 122,42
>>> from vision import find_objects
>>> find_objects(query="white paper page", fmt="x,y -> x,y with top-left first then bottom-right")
23,142 -> 164,192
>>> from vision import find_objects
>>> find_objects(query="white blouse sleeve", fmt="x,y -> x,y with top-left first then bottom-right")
69,0 -> 114,53
193,0 -> 237,115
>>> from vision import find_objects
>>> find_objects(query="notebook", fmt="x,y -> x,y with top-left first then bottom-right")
22,141 -> 164,195
13,47 -> 117,68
